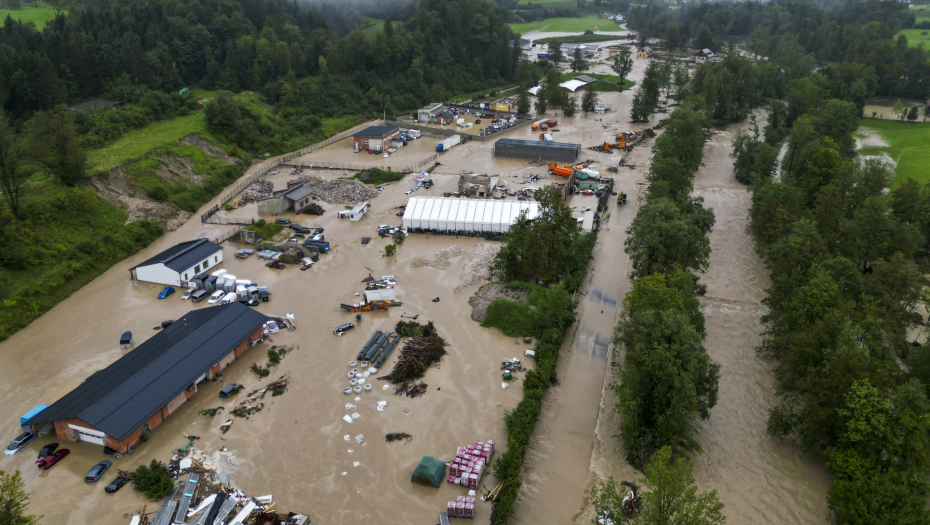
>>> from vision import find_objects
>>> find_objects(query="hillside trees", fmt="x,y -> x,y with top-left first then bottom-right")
610,49 -> 634,85
0,470 -> 40,525
0,113 -> 29,218
23,105 -> 87,187
631,62 -> 662,123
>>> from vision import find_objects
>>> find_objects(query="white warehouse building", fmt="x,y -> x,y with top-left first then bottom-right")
130,238 -> 223,286
402,197 -> 540,233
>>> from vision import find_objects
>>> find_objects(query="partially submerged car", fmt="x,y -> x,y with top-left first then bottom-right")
208,291 -> 225,304
84,460 -> 112,482
181,289 -> 193,300
36,448 -> 69,470
37,442 -> 58,460
104,476 -> 130,494
5,431 -> 35,455
334,323 -> 354,336
157,286 -> 175,299
219,383 -> 244,399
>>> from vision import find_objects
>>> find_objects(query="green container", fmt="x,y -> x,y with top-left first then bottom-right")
502,371 -> 512,380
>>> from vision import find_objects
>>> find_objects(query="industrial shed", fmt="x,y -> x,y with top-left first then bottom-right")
402,197 -> 540,233
24,303 -> 267,452
130,238 -> 223,286
493,138 -> 581,163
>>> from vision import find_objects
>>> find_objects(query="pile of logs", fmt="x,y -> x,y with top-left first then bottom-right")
386,432 -> 413,443
381,334 -> 447,383
298,202 -> 326,215
391,381 -> 428,398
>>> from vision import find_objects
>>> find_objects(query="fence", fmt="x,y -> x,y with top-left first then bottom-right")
203,216 -> 254,226
202,123 -> 373,222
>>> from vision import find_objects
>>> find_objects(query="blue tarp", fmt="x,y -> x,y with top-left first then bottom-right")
21,405 -> 48,427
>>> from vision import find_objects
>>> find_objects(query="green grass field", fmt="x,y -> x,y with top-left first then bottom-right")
561,72 -> 635,92
895,28 -> 930,48
0,4 -> 62,29
517,0 -> 575,5
359,17 -> 402,37
510,15 -> 622,33
86,90 -> 265,173
858,118 -> 930,186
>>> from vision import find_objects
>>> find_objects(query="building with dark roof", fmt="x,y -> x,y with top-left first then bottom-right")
436,111 -> 455,125
130,239 -> 223,286
492,138 -> 581,163
351,125 -> 400,152
25,303 -> 268,452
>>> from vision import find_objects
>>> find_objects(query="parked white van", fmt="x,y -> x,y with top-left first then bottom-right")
220,292 -> 238,305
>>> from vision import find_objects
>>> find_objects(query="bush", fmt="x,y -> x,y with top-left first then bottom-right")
384,244 -> 396,257
250,363 -> 270,378
147,184 -> 169,202
267,348 -> 281,365
223,203 -> 234,211
131,460 -> 175,500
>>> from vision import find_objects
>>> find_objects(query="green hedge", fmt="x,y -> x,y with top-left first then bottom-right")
489,235 -> 596,523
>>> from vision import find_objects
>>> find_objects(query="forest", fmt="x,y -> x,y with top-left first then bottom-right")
617,2 -> 930,523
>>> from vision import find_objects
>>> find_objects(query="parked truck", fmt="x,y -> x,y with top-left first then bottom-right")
546,119 -> 558,128
435,134 -> 462,152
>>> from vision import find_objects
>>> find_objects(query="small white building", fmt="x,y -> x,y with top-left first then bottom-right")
348,201 -> 370,221
130,239 -> 223,286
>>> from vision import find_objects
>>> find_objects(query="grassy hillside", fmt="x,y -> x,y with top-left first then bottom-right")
516,0 -> 576,6
0,4 -> 61,29
895,28 -> 930,47
0,186 -> 162,341
858,119 -> 930,186
510,15 -> 622,33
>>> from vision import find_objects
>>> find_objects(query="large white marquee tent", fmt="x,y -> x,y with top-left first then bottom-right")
402,197 -> 540,233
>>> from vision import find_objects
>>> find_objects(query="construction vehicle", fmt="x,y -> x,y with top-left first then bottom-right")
491,113 -> 499,123
615,134 -> 626,148
340,299 -> 403,313
551,166 -> 573,177
532,122 -> 539,131
617,191 -> 628,204
540,122 -> 548,132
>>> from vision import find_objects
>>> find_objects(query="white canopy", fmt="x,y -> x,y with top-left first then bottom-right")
559,79 -> 588,92
402,196 -> 540,233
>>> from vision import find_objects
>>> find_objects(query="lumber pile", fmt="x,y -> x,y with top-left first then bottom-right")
381,334 -> 447,384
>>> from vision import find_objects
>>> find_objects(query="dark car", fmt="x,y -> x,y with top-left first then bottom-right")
85,460 -> 112,482
36,449 -> 69,470
219,383 -> 244,399
274,218 -> 291,224
5,431 -> 36,455
238,298 -> 259,307
313,228 -> 324,236
37,442 -> 59,460
334,323 -> 355,335
104,476 -> 131,494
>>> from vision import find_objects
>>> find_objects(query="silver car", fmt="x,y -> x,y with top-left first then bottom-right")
4,431 -> 35,455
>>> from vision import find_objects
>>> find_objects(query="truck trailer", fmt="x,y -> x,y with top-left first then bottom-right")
436,135 -> 462,152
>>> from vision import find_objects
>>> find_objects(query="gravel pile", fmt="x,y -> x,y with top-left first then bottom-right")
409,246 -> 465,270
297,175 -> 378,204
239,180 -> 274,204
453,243 -> 501,293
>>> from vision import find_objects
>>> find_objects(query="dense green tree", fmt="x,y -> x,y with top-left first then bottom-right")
625,197 -> 713,280
615,276 -> 720,465
0,470 -> 40,525
131,460 -> 175,501
828,472 -> 930,525
550,39 -> 563,63
0,112 -> 28,218
665,23 -> 681,52
610,49 -> 634,85
23,105 -> 87,187
563,94 -> 578,117
640,447 -> 726,525
631,62 -> 662,123
581,85 -> 598,112
517,85 -> 531,115
571,47 -> 588,73
694,26 -> 716,51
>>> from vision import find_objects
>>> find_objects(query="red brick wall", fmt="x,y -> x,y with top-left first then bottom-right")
109,411 -> 164,452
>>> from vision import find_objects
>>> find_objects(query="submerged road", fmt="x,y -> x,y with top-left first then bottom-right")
511,175 -> 643,523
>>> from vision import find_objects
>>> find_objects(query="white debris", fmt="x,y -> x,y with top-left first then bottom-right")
525,349 -> 536,357
353,461 -> 360,467
343,415 -> 354,424
355,434 -> 365,443
383,385 -> 390,390
343,435 -> 351,441
342,472 -> 347,476
345,403 -> 356,410
502,382 -> 509,389
354,396 -> 362,402
351,413 -> 361,420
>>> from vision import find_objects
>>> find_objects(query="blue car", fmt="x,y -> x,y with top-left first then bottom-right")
157,287 -> 175,299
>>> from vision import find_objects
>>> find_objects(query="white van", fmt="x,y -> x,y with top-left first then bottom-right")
220,292 -> 238,305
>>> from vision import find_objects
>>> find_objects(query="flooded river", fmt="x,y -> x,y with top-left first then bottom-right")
0,44 -> 832,525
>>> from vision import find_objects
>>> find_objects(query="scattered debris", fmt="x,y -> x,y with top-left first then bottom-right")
297,175 -> 377,203
409,246 -> 465,270
238,180 -> 274,205
452,243 -> 501,293
391,381 -> 429,398
379,333 -> 448,384
501,358 -> 525,373
301,202 -> 326,215
386,432 -> 413,443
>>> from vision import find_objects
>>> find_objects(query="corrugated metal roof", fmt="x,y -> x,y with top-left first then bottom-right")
130,239 -> 222,273
26,303 -> 267,441
351,125 -> 399,137
283,185 -> 312,202
495,138 -> 581,150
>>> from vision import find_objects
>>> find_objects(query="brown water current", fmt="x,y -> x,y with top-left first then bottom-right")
0,49 -> 831,524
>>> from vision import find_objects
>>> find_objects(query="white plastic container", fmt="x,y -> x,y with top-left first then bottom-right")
212,269 -> 228,278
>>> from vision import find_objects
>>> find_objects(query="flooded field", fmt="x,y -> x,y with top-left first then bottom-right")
292,135 -> 441,170
0,50 -> 831,525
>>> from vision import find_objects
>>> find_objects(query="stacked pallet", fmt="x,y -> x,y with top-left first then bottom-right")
447,439 -> 494,491
446,496 -> 476,520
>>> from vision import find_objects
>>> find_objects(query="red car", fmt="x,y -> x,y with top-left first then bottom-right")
36,449 -> 69,470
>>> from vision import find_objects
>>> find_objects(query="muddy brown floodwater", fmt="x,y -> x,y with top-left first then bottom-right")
0,49 -> 832,525
583,110 -> 834,524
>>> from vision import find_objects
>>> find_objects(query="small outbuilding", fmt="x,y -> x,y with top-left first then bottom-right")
352,125 -> 400,152
411,456 -> 447,488
459,173 -> 499,197
637,46 -> 653,58
436,111 -> 455,125
130,238 -> 223,287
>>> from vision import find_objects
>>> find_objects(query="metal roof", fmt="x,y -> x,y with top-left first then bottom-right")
574,75 -> 598,84
495,138 -> 581,150
25,303 -> 267,441
351,125 -> 399,138
130,239 -> 222,273
283,185 -> 312,202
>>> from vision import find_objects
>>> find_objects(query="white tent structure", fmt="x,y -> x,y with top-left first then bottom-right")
402,197 -> 540,233
559,79 -> 588,92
